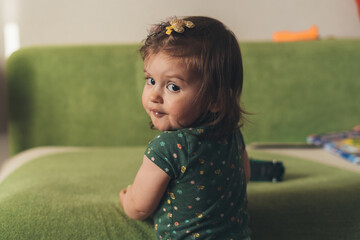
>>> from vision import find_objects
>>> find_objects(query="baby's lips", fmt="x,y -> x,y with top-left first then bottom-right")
151,109 -> 166,118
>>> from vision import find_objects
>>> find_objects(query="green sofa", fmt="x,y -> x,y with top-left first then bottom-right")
1,40 -> 360,239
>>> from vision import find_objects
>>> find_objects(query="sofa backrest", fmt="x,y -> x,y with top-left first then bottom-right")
240,40 -> 360,143
6,40 -> 360,154
7,45 -> 158,154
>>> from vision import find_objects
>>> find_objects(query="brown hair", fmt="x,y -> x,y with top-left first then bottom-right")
140,16 -> 246,140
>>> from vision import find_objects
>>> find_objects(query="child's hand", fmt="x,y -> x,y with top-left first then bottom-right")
353,125 -> 360,132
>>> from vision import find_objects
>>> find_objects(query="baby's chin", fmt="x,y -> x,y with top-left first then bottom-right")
152,122 -> 181,132
150,118 -> 191,131
154,126 -> 176,132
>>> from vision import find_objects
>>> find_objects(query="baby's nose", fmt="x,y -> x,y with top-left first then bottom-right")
150,89 -> 163,104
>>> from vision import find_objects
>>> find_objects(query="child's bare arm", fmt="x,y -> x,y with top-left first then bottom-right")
243,149 -> 251,183
119,155 -> 170,220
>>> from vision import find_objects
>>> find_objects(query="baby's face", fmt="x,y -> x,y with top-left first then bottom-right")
142,52 -> 202,131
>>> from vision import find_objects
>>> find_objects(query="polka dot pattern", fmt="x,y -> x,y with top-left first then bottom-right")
145,127 -> 251,239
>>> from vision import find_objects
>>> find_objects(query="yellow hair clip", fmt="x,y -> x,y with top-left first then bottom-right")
166,19 -> 195,35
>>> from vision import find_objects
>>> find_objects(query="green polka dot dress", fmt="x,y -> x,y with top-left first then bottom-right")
145,127 -> 251,240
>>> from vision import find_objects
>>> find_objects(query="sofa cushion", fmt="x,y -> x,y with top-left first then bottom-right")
1,147 -> 359,239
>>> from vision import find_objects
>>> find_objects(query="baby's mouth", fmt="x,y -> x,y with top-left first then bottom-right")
150,109 -> 166,118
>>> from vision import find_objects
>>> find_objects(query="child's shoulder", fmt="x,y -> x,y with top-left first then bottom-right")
149,126 -> 243,148
148,127 -> 207,148
152,127 -> 205,140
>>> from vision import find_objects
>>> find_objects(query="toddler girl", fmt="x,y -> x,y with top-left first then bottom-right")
120,16 -> 251,240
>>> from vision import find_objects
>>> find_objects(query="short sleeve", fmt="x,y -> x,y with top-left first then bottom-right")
236,129 -> 246,152
144,131 -> 188,179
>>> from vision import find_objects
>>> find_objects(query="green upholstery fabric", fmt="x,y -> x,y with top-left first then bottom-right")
3,40 -> 360,239
6,45 -> 158,154
241,40 -> 360,143
7,41 -> 360,154
1,149 -> 359,239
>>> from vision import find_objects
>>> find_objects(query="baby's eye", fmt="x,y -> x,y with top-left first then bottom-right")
167,83 -> 180,92
146,77 -> 155,85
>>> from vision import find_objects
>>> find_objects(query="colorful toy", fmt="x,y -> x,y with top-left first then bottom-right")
273,25 -> 319,42
307,130 -> 360,164
307,130 -> 360,146
324,138 -> 360,164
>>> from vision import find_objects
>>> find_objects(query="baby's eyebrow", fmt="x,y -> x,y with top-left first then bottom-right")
143,69 -> 186,82
165,74 -> 186,82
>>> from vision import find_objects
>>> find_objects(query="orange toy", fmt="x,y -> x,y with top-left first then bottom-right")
273,25 -> 319,42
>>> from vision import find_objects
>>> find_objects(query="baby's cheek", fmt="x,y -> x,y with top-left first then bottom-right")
141,92 -> 148,110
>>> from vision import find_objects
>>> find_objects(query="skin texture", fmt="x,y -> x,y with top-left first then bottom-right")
119,155 -> 170,220
141,52 -> 203,131
119,52 -> 250,220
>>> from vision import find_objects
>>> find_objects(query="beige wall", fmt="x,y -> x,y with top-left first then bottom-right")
0,0 -> 360,133
11,0 -> 360,46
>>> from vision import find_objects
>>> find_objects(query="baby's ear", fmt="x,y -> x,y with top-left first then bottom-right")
209,98 -> 222,113
210,104 -> 221,113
